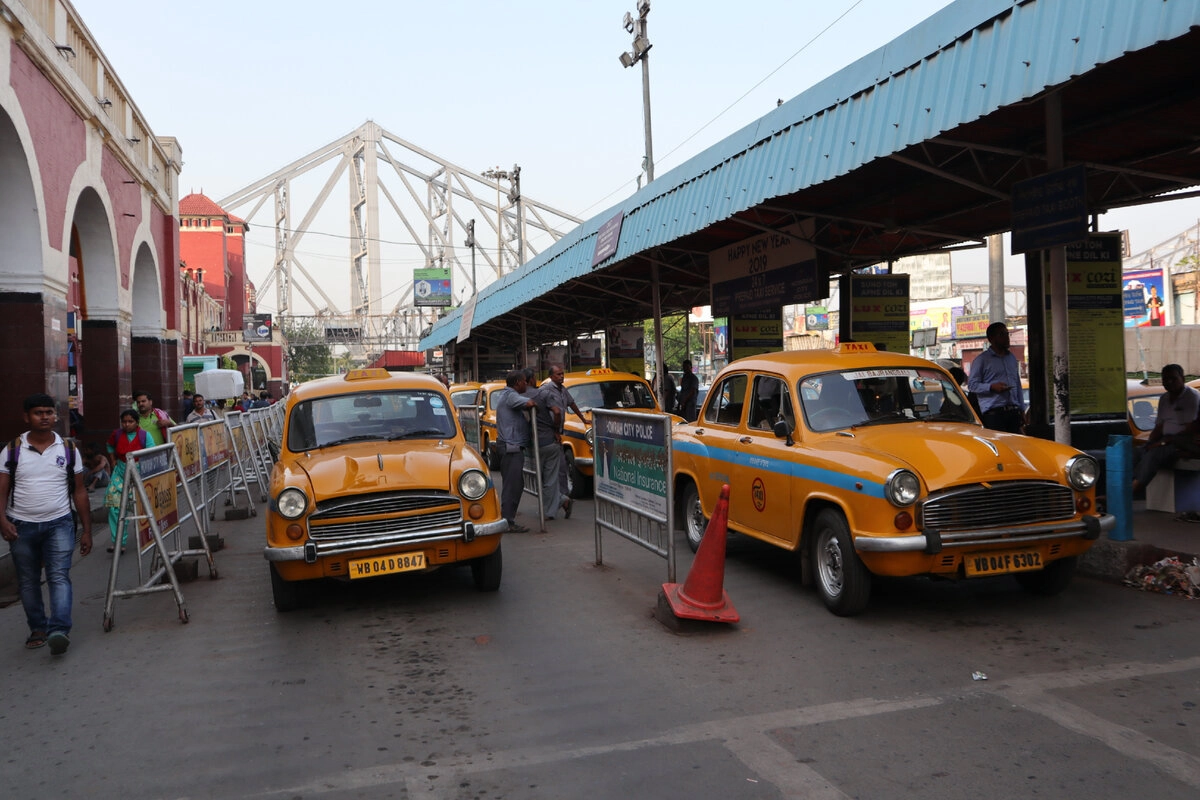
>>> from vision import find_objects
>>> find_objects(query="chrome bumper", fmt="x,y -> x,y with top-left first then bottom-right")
853,514 -> 1116,554
264,518 -> 509,563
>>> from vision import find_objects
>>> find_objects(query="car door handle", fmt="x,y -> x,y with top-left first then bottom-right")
739,436 -> 752,444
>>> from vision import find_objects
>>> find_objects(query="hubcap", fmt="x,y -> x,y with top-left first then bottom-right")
818,531 -> 844,597
687,494 -> 705,546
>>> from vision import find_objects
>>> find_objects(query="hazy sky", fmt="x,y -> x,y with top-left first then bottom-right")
74,0 -> 1200,313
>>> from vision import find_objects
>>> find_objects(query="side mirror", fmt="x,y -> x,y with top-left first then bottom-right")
773,418 -> 794,447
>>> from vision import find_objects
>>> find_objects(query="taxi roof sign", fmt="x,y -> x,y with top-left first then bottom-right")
834,342 -> 877,354
585,368 -> 615,376
344,368 -> 391,381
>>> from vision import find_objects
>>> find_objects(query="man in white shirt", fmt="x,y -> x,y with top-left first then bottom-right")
0,394 -> 92,655
185,393 -> 217,422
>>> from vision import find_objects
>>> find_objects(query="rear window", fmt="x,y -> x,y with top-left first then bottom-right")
570,380 -> 657,410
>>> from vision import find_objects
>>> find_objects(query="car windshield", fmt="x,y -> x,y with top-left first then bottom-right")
800,367 -> 975,432
286,389 -> 456,451
570,380 -> 658,411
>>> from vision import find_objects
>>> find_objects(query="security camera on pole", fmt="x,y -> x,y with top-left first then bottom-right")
619,0 -> 654,185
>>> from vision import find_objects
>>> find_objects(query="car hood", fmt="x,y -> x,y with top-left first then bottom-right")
823,423 -> 1073,490
295,441 -> 456,495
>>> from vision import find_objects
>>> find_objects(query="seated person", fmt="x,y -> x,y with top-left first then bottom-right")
82,442 -> 110,489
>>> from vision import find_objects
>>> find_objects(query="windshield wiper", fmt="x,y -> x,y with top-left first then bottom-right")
852,411 -> 911,428
320,434 -> 383,448
387,428 -> 448,440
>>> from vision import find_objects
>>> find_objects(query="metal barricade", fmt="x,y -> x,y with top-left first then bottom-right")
225,410 -> 268,502
102,442 -> 217,631
521,408 -> 545,532
591,409 -> 676,582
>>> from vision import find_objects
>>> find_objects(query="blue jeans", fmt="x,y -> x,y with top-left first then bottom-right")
8,513 -> 76,635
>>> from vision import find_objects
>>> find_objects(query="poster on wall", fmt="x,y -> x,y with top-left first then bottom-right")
571,338 -> 603,367
1122,268 -> 1166,328
730,311 -> 783,361
1045,233 -> 1125,414
607,325 -> 645,375
413,267 -> 452,308
847,274 -> 910,354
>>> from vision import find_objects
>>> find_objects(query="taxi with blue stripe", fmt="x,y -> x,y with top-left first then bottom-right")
671,344 -> 1115,616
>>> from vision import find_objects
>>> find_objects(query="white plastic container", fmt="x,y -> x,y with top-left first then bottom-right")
194,368 -> 245,400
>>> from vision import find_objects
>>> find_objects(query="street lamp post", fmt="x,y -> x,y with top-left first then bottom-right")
619,0 -> 654,184
465,218 -> 477,295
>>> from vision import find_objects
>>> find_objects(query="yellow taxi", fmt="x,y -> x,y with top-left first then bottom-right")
476,380 -> 507,469
671,344 -> 1115,616
263,368 -> 507,611
448,381 -> 483,409
556,368 -> 673,498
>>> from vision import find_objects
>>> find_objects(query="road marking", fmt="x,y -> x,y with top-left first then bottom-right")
250,658 -> 1200,798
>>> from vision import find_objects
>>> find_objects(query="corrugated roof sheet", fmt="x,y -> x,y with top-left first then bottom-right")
423,0 -> 1200,349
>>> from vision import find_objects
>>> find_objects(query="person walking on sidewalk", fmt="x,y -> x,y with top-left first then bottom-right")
105,409 -> 150,553
0,393 -> 93,655
134,389 -> 175,446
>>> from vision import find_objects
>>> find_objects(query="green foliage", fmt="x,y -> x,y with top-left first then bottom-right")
220,355 -> 236,370
282,319 -> 334,383
643,315 -> 705,368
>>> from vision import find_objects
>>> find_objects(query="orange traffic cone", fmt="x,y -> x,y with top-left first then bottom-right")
660,484 -> 739,623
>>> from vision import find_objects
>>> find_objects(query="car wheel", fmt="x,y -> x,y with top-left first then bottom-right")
269,563 -> 305,612
471,544 -> 503,591
565,450 -> 592,499
1014,556 -> 1077,596
812,508 -> 871,616
682,483 -> 707,553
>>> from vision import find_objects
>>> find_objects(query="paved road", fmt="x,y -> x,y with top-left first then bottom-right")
2,493 -> 1198,799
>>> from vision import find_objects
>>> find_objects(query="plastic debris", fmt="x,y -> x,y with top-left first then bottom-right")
1122,556 -> 1200,599
971,671 -> 988,681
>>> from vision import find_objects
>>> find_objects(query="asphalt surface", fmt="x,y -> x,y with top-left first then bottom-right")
0,485 -> 1197,799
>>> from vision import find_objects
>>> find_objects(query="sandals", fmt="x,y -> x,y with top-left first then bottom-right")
562,498 -> 573,519
507,522 -> 530,533
25,632 -> 47,649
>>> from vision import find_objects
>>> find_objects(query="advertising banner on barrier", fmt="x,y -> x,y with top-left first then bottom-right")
202,423 -> 232,469
593,411 -> 669,517
135,471 -> 179,549
173,426 -> 202,479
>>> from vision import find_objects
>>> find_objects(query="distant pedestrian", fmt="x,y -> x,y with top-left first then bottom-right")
436,373 -> 451,389
179,389 -> 194,422
678,360 -> 699,421
134,390 -> 175,446
105,410 -> 149,553
186,393 -> 217,422
967,322 -> 1025,433
543,364 -> 584,515
0,393 -> 93,655
660,364 -> 677,414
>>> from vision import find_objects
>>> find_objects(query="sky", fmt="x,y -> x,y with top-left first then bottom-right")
74,0 -> 1200,315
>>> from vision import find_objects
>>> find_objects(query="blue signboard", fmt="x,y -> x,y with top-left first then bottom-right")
1010,165 -> 1088,254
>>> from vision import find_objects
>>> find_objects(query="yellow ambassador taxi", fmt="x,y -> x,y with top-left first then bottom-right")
672,344 -> 1115,616
264,369 -> 507,611
556,368 -> 674,498
476,380 -> 507,469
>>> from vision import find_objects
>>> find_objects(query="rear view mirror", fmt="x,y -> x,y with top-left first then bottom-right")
353,396 -> 382,408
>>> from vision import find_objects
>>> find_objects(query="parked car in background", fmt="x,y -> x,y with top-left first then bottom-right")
671,344 -> 1114,616
449,381 -> 482,408
263,369 -> 507,611
477,380 -> 507,469
555,368 -> 679,498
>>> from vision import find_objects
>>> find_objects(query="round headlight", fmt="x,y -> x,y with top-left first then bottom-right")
1066,455 -> 1098,491
459,469 -> 489,501
585,427 -> 595,448
885,469 -> 920,506
276,487 -> 308,519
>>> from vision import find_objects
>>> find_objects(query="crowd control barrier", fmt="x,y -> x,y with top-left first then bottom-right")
591,409 -> 676,582
225,410 -> 269,502
102,442 -> 217,631
522,408 -> 545,532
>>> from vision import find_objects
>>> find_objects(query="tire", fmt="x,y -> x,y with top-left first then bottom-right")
681,483 -> 708,553
471,544 -> 503,591
812,508 -> 871,616
1014,556 -> 1077,596
269,563 -> 305,612
565,450 -> 592,499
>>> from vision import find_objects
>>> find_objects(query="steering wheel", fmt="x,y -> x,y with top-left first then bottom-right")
808,407 -> 860,430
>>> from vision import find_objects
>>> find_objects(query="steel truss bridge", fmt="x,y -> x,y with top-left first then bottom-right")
217,120 -> 581,358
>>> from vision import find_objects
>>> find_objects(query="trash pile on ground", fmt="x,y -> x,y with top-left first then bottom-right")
1123,556 -> 1200,598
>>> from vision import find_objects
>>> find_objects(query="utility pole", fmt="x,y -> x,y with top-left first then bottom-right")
619,0 -> 654,184
465,218 -> 477,295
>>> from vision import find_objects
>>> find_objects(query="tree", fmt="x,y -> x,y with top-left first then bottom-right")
282,318 -> 334,384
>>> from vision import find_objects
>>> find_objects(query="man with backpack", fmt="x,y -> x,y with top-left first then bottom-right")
0,393 -> 93,655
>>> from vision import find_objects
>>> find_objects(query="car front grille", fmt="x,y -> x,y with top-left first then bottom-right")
308,491 -> 463,543
919,481 -> 1075,532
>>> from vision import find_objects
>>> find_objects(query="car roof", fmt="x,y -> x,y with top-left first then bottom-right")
713,345 -> 944,376
560,369 -> 649,384
288,368 -> 445,402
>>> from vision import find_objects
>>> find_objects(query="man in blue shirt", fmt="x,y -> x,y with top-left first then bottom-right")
967,322 -> 1025,433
